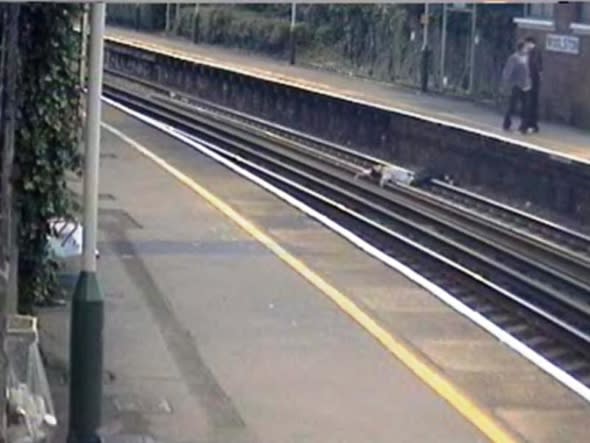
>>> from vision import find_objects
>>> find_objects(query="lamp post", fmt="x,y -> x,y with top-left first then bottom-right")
289,3 -> 297,65
420,3 -> 431,92
192,3 -> 200,43
67,3 -> 105,443
166,3 -> 171,34
440,3 -> 448,89
468,4 -> 478,94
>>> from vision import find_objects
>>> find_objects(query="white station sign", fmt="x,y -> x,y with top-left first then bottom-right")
546,34 -> 580,55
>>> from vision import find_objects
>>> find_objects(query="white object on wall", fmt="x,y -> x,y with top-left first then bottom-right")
47,218 -> 99,259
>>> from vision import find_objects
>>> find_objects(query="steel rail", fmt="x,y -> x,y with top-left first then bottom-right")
104,69 -> 590,267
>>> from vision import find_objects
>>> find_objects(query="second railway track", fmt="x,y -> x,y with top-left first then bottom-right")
103,77 -> 590,394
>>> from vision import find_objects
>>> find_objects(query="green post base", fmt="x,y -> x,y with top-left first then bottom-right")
67,271 -> 104,443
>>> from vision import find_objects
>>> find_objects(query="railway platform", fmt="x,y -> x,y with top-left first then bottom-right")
106,27 -> 590,164
39,103 -> 590,443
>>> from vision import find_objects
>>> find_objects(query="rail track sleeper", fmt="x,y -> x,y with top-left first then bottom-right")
558,359 -> 590,374
504,324 -> 532,336
535,343 -> 568,357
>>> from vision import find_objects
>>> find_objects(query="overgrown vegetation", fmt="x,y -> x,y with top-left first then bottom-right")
193,7 -> 292,54
108,4 -> 521,100
15,4 -> 82,313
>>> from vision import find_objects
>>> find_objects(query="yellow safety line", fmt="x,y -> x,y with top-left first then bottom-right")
104,122 -> 520,443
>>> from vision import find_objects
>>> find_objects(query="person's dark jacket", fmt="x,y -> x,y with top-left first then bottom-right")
528,46 -> 543,83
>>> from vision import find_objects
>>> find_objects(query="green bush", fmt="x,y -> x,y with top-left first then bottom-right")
16,4 -> 83,312
175,6 -> 292,56
108,4 -> 518,98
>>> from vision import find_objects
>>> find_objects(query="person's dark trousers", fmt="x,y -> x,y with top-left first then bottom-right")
529,75 -> 540,131
521,90 -> 532,132
503,86 -> 528,132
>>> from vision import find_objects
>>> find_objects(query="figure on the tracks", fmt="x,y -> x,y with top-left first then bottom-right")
354,164 -> 412,187
525,35 -> 543,133
501,40 -> 531,134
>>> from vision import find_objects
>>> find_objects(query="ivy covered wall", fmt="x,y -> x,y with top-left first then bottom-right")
15,4 -> 82,312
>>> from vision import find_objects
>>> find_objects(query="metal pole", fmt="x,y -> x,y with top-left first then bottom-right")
78,6 -> 89,146
174,3 -> 181,35
420,3 -> 430,92
6,216 -> 18,315
81,2 -> 103,275
166,3 -> 171,34
289,3 -> 297,65
68,3 -> 105,443
422,3 -> 429,51
134,3 -> 141,31
441,3 -> 448,89
192,3 -> 200,43
0,8 -> 19,439
2,4 -> 19,316
469,4 -> 478,94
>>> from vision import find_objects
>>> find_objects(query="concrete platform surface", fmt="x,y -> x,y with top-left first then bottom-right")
39,105 -> 590,443
41,107 -> 486,443
106,27 -> 590,163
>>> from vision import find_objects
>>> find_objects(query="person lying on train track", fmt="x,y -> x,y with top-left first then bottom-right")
353,164 -> 415,187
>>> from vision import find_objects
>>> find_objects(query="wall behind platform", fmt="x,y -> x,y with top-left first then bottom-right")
516,29 -> 590,129
516,4 -> 590,129
104,41 -> 590,226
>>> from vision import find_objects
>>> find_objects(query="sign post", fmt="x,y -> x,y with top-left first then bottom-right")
420,3 -> 430,92
441,3 -> 448,88
67,3 -> 105,443
289,3 -> 297,65
468,3 -> 477,94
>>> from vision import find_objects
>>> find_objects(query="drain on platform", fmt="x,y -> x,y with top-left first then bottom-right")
112,394 -> 172,414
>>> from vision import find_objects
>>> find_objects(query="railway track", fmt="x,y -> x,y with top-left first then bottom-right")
106,69 -> 590,262
103,78 -> 590,391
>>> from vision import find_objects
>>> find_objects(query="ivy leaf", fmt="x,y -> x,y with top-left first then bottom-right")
15,3 -> 83,312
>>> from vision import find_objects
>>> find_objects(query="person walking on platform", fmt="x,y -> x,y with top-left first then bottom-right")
501,41 -> 531,134
525,35 -> 543,133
